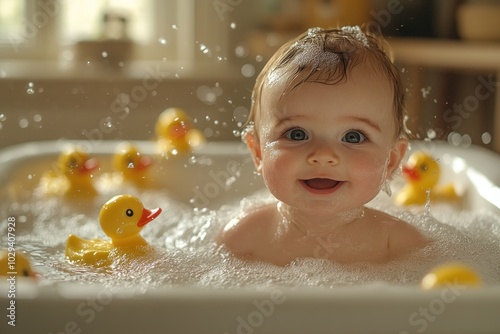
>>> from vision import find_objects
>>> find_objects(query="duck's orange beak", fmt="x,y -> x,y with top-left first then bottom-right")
80,158 -> 99,174
137,156 -> 153,170
137,207 -> 162,227
402,165 -> 419,181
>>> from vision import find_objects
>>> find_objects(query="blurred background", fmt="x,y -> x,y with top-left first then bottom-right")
0,0 -> 498,152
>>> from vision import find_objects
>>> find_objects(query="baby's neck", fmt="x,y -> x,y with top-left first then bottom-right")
276,201 -> 365,236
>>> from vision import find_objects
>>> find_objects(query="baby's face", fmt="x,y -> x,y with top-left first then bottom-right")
248,63 -> 407,216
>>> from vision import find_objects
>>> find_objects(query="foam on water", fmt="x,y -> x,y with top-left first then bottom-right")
1,185 -> 499,291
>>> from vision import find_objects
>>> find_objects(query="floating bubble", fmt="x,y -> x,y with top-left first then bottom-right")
426,128 -> 436,139
481,132 -> 492,144
230,22 -> 237,29
171,24 -> 178,30
234,45 -> 247,58
158,38 -> 167,45
448,132 -> 462,146
256,55 -> 263,62
461,134 -> 472,148
33,114 -> 42,122
241,64 -> 255,77
233,106 -> 248,123
0,114 -> 6,121
101,51 -> 108,58
19,118 -> 29,128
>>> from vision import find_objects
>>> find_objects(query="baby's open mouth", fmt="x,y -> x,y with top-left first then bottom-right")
300,178 -> 341,194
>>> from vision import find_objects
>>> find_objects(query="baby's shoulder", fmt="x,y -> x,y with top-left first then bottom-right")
218,203 -> 278,254
370,208 -> 428,252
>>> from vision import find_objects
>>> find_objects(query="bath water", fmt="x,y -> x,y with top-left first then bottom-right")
1,183 -> 499,291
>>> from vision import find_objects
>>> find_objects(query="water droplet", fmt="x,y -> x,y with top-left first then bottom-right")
205,115 -> 211,121
235,45 -> 247,58
172,24 -> 178,30
26,88 -> 35,95
421,86 -> 431,98
27,174 -> 33,180
233,106 -> 248,123
461,134 -> 472,148
200,44 -> 210,55
116,228 -> 123,235
448,132 -> 462,146
0,114 -> 6,121
86,61 -> 91,66
230,22 -> 237,29
158,37 -> 167,45
241,64 -> 255,77
481,132 -> 492,144
33,114 -> 42,122
19,118 -> 29,128
101,51 -> 108,58
426,128 -> 436,139
232,130 -> 241,137
189,156 -> 197,164
214,120 -> 219,125
28,82 -> 34,87
255,55 -> 263,62
204,128 -> 214,138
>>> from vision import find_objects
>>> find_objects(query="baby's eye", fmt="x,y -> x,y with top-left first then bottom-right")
342,131 -> 366,143
284,128 -> 308,141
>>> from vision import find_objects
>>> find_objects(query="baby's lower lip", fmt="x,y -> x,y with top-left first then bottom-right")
300,178 -> 342,194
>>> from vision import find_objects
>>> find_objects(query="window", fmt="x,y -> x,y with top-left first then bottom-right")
0,0 -> 229,64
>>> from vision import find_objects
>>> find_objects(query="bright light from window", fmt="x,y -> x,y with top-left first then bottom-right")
0,0 -> 26,43
60,0 -> 154,43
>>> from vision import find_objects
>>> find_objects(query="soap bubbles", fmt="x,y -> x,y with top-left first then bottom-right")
241,64 -> 255,78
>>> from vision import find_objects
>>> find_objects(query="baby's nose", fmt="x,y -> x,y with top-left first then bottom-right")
307,146 -> 339,165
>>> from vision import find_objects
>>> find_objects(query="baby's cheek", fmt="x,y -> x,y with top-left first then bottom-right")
350,155 -> 388,188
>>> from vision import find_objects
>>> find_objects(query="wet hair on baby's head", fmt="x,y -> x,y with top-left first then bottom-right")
248,26 -> 405,139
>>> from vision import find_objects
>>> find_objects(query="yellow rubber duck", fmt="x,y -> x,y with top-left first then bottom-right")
40,146 -> 99,197
156,107 -> 205,157
0,251 -> 37,278
395,151 -> 459,206
113,142 -> 153,185
421,263 -> 482,289
66,195 -> 161,266
65,194 -> 162,266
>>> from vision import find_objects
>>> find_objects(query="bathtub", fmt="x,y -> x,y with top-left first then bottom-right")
0,139 -> 499,334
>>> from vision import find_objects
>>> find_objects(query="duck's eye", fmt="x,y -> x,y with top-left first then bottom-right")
68,157 -> 78,168
284,128 -> 308,141
342,131 -> 366,143
126,158 -> 135,168
23,269 -> 30,277
126,209 -> 134,217
420,163 -> 428,172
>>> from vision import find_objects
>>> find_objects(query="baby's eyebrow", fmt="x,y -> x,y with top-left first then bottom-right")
345,116 -> 381,132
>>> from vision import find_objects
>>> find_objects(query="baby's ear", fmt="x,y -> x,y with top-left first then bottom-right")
387,138 -> 408,179
244,128 -> 263,173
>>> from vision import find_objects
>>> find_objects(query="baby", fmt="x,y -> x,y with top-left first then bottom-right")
219,26 -> 427,266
